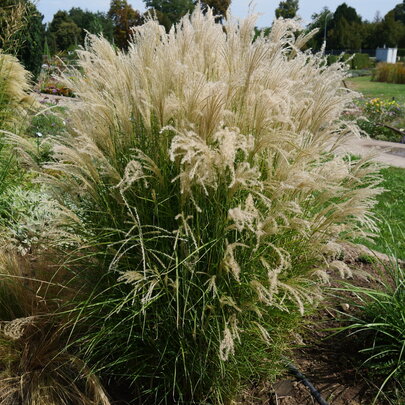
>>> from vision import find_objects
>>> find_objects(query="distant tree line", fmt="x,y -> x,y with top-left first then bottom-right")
0,0 -> 232,77
45,1 -> 231,52
274,0 -> 405,52
308,1 -> 405,52
1,0 -> 405,80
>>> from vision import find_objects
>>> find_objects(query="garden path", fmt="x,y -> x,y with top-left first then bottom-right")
337,136 -> 405,168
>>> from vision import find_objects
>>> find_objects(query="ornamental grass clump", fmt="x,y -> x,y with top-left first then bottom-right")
0,252 -> 111,405
37,7 -> 381,404
372,62 -> 405,84
0,52 -> 36,132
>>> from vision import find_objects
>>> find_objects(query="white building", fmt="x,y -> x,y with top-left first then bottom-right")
376,47 -> 398,63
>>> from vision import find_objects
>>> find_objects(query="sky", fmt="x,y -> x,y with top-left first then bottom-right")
37,0 -> 402,26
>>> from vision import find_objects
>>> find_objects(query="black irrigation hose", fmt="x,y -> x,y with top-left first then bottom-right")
285,361 -> 329,405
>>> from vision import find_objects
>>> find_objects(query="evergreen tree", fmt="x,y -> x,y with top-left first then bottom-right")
69,8 -> 114,44
305,1 -> 405,52
389,1 -> 405,47
0,0 -> 45,78
275,0 -> 299,19
392,0 -> 405,24
332,2 -> 361,25
361,21 -> 379,49
327,3 -> 363,51
18,0 -> 45,78
47,11 -> 81,53
377,10 -> 405,47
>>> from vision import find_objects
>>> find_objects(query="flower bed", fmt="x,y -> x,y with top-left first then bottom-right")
39,78 -> 75,97
354,98 -> 404,142
36,58 -> 76,98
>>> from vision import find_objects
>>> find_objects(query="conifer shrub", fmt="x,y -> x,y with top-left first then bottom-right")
23,8 -> 381,404
352,53 -> 372,70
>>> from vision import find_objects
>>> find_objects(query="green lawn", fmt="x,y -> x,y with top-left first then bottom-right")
345,76 -> 405,259
362,167 -> 405,261
347,75 -> 405,105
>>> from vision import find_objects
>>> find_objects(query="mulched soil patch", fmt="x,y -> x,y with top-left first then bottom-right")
242,244 -> 403,405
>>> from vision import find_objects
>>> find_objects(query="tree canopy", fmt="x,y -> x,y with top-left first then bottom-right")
19,0 -> 45,78
47,11 -> 81,53
327,3 -> 363,50
275,0 -> 299,19
108,0 -> 142,49
307,1 -> 405,52
393,0 -> 405,24
144,0 -> 194,28
200,0 -> 231,20
69,8 -> 114,43
9,0 -> 404,61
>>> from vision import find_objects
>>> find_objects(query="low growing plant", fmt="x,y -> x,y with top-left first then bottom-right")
352,53 -> 373,70
11,7 -> 382,404
327,53 -> 372,70
356,97 -> 404,142
336,253 -> 405,404
0,49 -> 108,405
39,78 -> 74,97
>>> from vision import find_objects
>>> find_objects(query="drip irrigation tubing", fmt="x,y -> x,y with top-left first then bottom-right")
285,360 -> 330,405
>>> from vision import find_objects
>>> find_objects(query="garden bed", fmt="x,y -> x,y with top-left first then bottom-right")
244,244 -> 403,405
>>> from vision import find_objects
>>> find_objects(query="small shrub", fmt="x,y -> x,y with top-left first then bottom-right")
0,186 -> 70,255
327,54 -> 339,65
372,63 -> 405,84
39,78 -> 75,97
27,107 -> 66,138
36,56 -> 77,98
327,53 -> 351,67
357,253 -> 377,264
337,258 -> 405,403
352,53 -> 372,70
362,98 -> 403,122
327,53 -> 372,70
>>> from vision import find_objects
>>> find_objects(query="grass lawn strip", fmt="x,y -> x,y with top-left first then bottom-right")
347,76 -> 405,105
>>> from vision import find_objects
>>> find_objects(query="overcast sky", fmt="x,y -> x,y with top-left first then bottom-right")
37,0 -> 401,26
